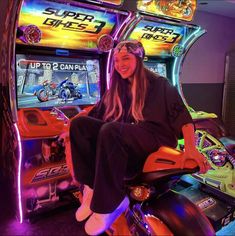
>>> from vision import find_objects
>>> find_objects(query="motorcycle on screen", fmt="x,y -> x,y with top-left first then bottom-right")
36,78 -> 82,102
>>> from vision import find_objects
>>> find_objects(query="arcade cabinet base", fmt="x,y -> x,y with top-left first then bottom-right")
173,176 -> 235,232
25,189 -> 81,222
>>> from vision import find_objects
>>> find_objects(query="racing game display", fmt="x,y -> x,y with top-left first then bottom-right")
144,61 -> 167,78
16,54 -> 100,108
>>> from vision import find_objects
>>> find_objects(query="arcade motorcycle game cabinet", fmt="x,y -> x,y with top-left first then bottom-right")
110,0 -> 235,233
1,0 -> 20,223
1,0 -> 131,223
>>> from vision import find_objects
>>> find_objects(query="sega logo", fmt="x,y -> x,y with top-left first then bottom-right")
32,164 -> 69,183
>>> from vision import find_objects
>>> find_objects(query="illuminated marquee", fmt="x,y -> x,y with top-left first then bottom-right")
92,0 -> 124,6
137,0 -> 197,22
141,25 -> 181,43
42,8 -> 105,34
17,0 -> 117,50
128,20 -> 185,56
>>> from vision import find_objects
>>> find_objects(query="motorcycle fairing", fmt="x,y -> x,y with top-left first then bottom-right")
143,146 -> 198,172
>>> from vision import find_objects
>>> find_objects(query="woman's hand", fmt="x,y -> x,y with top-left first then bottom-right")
181,123 -> 211,174
182,148 -> 211,174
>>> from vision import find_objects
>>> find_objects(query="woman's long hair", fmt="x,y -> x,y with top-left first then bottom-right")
103,56 -> 149,122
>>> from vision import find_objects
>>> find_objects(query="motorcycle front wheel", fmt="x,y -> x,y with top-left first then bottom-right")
59,88 -> 71,100
142,190 -> 215,236
37,89 -> 49,102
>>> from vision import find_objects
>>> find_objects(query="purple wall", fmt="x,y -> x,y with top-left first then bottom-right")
181,11 -> 235,84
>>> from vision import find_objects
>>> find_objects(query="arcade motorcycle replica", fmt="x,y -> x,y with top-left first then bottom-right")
36,78 -> 82,102
178,107 -> 235,200
107,146 -> 215,235
193,116 -> 235,199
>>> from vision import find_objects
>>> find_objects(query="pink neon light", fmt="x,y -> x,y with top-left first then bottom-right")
106,12 -> 132,89
14,123 -> 23,223
113,12 -> 132,41
106,52 -> 112,89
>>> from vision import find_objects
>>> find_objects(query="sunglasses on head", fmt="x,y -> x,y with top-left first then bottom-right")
114,40 -> 145,59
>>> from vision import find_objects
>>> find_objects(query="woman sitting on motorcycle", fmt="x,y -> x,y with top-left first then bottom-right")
69,40 -> 211,235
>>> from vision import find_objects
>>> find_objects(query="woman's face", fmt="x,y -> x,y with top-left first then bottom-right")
114,46 -> 137,80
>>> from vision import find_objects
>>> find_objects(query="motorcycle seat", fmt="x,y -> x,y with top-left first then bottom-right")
125,167 -> 198,186
125,146 -> 199,186
219,136 -> 235,155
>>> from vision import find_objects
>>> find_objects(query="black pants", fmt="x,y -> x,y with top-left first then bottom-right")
69,116 -> 159,213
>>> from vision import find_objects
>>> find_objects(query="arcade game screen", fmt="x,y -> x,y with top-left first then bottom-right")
144,61 -> 167,78
16,54 -> 100,109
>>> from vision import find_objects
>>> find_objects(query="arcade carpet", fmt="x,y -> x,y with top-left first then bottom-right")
0,205 -> 234,236
0,206 -> 108,236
